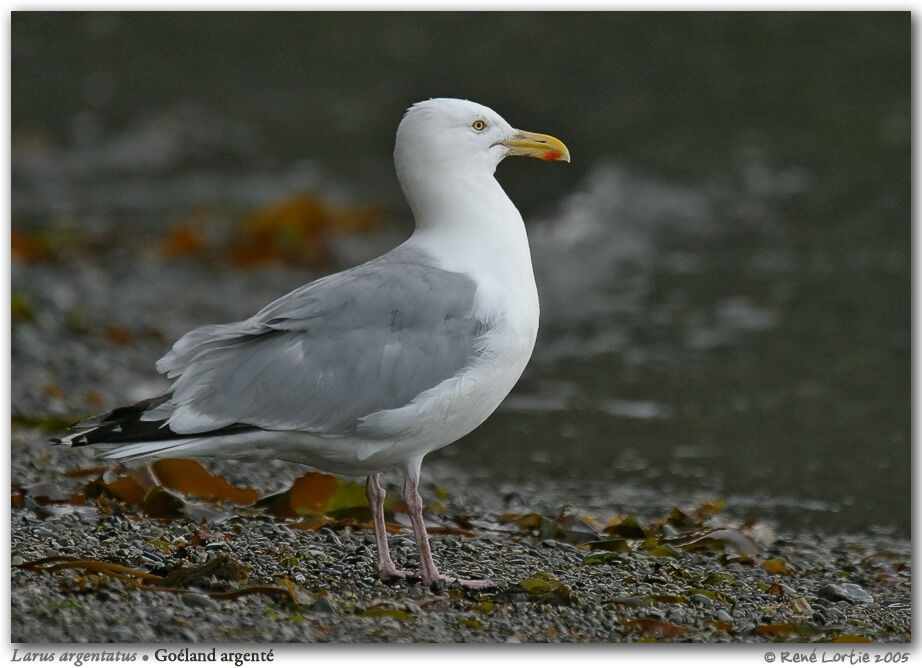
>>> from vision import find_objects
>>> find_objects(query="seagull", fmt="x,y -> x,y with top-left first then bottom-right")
55,98 -> 570,588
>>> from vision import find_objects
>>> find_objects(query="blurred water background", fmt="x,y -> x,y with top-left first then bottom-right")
11,12 -> 910,536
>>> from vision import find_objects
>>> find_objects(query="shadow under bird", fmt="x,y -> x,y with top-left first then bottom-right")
55,98 -> 570,588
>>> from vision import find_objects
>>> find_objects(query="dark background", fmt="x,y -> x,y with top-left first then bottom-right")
12,12 -> 910,536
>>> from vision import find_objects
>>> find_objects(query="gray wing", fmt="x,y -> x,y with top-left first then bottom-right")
149,247 -> 487,437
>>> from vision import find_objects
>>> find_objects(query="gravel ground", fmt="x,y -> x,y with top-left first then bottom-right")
11,244 -> 912,644
10,424 -> 911,644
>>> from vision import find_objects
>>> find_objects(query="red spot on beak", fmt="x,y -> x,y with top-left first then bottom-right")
542,151 -> 561,161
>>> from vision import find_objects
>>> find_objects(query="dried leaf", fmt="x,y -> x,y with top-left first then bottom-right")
229,196 -> 380,269
12,228 -> 52,261
603,515 -> 647,538
102,475 -> 148,506
44,383 -> 65,399
668,499 -> 725,528
755,622 -> 796,637
15,555 -> 162,583
584,551 -> 630,566
11,226 -> 82,262
151,458 -> 259,505
670,527 -> 761,556
256,471 -> 371,525
790,597 -> 812,613
688,588 -> 735,606
508,513 -> 559,539
191,528 -> 228,547
161,555 -> 248,587
160,223 -> 205,257
83,391 -> 105,407
761,558 -> 793,576
505,511 -> 599,545
642,536 -> 681,558
15,555 -> 291,603
518,571 -> 572,604
585,538 -> 632,553
103,326 -> 134,346
11,292 -> 36,322
322,477 -> 370,514
831,634 -> 872,643
141,486 -> 187,519
703,571 -> 736,585
358,607 -> 414,623
691,499 -> 725,521
554,506 -> 604,537
710,619 -> 734,632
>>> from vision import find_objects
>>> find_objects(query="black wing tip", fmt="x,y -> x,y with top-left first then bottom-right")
49,393 -> 174,448
50,432 -> 91,447
50,392 -> 261,449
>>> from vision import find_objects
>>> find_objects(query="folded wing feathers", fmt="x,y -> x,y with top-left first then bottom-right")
56,247 -> 487,451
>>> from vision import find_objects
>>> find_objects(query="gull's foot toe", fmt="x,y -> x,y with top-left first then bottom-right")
378,564 -> 415,583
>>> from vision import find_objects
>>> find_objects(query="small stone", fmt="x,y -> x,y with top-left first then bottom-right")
181,592 -> 216,609
827,605 -> 847,619
309,597 -> 335,613
778,583 -> 797,597
659,524 -> 679,538
320,528 -> 342,545
109,626 -> 136,643
716,609 -> 733,624
818,583 -> 874,605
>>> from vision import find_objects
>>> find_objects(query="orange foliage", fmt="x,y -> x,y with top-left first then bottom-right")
160,223 -> 205,257
151,458 -> 260,505
229,196 -> 379,268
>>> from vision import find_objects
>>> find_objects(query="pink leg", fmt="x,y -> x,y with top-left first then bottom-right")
365,474 -> 411,582
403,473 -> 495,589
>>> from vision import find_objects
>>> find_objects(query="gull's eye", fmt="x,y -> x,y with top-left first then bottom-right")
472,119 -> 487,132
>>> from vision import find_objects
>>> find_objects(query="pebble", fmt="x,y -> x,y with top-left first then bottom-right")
824,606 -> 845,621
309,597 -> 335,613
542,539 -> 579,551
818,582 -> 874,604
181,592 -> 216,609
320,528 -> 341,545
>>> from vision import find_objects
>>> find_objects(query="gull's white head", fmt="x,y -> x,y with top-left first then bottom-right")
394,98 -> 570,184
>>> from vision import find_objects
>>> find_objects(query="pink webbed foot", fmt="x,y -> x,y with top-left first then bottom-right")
378,562 -> 414,583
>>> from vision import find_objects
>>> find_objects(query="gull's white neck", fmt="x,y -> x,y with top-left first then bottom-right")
400,169 -> 539,326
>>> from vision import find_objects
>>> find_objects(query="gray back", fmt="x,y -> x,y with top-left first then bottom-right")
154,247 -> 487,436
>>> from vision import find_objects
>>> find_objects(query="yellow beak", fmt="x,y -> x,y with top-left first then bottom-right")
501,130 -> 571,163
